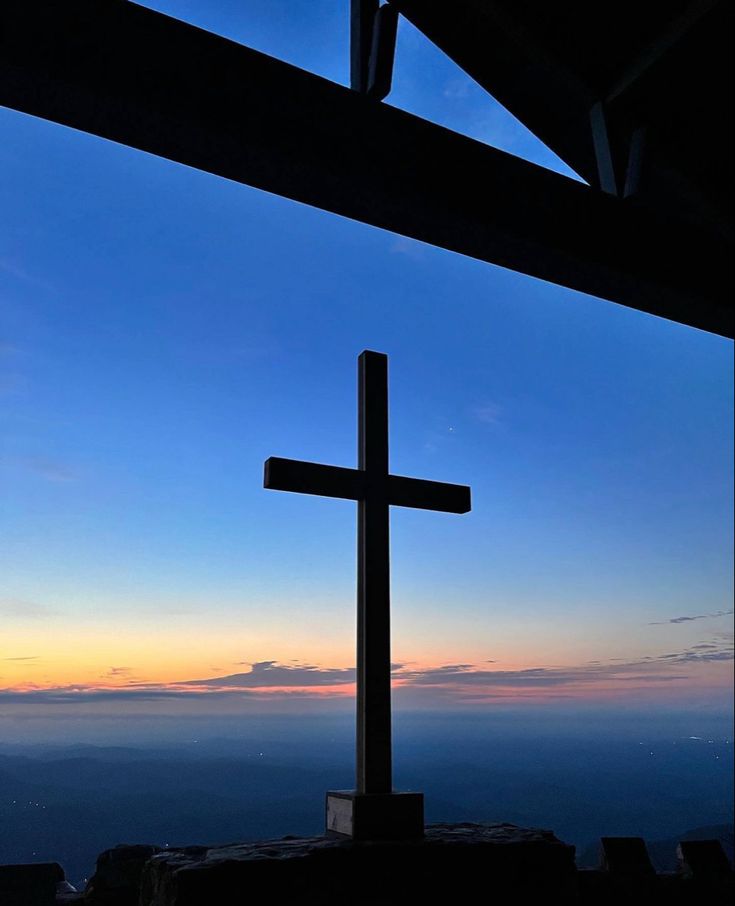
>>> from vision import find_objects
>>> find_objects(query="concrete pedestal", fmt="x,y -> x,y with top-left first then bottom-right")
325,790 -> 424,840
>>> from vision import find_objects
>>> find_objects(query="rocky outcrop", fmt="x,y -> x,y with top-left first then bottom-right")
2,824 -> 733,905
139,823 -> 576,906
84,845 -> 162,906
0,862 -> 68,906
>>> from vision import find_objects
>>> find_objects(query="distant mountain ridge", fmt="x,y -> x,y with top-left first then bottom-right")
1,726 -> 732,890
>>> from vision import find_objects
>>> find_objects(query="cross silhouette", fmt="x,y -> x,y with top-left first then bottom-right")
264,350 -> 470,837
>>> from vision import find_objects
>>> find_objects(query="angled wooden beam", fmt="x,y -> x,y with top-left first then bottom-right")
0,0 -> 731,337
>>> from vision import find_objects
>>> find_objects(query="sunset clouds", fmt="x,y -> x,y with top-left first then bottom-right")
2,632 -> 731,709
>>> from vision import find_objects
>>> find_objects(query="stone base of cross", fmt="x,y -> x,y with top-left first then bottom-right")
264,351 -> 470,840
325,790 -> 424,840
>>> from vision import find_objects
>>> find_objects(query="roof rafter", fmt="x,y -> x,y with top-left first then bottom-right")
1,0 -> 731,336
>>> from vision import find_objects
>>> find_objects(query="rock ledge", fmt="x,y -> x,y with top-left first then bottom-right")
141,822 -> 575,905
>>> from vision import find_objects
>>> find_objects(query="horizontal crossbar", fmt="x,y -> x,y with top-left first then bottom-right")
264,457 -> 364,501
388,474 -> 471,513
264,457 -> 470,513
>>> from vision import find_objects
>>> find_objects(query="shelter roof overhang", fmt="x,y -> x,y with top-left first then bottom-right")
1,0 -> 731,336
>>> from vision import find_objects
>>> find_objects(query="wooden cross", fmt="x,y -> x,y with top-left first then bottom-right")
264,351 -> 470,833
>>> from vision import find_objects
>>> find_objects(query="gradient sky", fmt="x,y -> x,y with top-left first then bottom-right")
1,1 -> 733,719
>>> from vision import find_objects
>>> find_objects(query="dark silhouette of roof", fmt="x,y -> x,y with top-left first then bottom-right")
393,0 -> 733,240
0,0 -> 732,336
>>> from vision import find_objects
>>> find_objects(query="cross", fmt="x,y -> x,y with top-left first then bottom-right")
264,350 -> 470,838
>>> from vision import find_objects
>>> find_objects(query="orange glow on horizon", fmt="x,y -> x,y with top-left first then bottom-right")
2,655 -> 731,708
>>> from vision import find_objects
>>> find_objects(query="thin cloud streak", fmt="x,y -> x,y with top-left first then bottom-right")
183,660 -> 356,688
394,664 -> 688,688
0,455 -> 77,482
472,402 -> 502,425
0,684 -> 337,705
649,609 -> 734,625
0,598 -> 59,619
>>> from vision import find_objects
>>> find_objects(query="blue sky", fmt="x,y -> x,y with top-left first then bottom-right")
1,1 -> 732,714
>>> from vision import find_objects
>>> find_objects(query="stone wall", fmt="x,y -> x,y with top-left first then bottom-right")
2,823 -> 732,905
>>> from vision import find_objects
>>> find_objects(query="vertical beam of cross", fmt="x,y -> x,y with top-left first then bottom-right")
264,351 -> 470,799
357,350 -> 391,793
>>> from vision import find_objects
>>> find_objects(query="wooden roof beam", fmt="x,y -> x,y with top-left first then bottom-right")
1,0 -> 731,337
